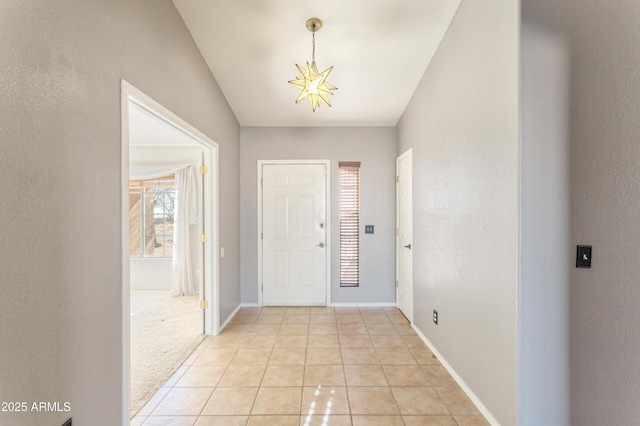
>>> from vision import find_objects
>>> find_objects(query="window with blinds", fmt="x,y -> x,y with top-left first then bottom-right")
339,162 -> 361,287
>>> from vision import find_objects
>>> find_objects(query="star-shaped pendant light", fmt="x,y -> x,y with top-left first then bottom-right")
289,18 -> 337,111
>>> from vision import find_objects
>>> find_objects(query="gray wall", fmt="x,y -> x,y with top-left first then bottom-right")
524,1 -> 640,424
520,6 -> 571,424
0,1 -> 240,424
568,3 -> 640,422
397,0 -> 519,424
240,127 -> 397,305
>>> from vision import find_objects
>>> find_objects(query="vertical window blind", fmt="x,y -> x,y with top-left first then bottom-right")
339,162 -> 361,287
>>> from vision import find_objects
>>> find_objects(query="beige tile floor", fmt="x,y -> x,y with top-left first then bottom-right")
131,306 -> 490,426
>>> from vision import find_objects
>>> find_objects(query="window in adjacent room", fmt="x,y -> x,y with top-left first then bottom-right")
129,174 -> 176,258
339,162 -> 361,287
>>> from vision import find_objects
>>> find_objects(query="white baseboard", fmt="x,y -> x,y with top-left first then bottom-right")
412,324 -> 500,426
219,304 -> 243,331
330,302 -> 396,308
239,302 -> 396,308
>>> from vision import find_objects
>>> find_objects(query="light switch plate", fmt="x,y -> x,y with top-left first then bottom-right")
576,245 -> 592,268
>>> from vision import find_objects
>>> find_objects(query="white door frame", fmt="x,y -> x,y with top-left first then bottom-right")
121,80 -> 220,423
396,148 -> 413,322
257,160 -> 331,306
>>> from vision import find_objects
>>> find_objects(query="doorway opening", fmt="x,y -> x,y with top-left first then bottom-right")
121,81 -> 220,422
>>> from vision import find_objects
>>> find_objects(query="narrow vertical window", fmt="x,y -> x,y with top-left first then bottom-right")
339,162 -> 361,287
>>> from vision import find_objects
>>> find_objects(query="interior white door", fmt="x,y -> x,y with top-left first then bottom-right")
396,150 -> 413,321
262,164 -> 327,305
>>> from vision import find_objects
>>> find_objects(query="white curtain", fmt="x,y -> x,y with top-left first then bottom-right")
130,164 -> 198,296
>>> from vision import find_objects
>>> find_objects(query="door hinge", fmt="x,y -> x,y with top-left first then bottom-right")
396,228 -> 400,236
396,280 -> 399,288
261,283 -> 264,292
200,234 -> 209,243
261,231 -> 263,240
199,165 -> 208,175
396,175 -> 399,183
200,300 -> 209,309
261,177 -> 263,187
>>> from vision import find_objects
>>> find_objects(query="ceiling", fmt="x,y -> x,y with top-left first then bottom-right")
129,102 -> 202,147
172,0 -> 461,127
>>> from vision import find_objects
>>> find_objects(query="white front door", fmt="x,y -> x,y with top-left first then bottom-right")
261,163 -> 328,305
396,149 -> 413,321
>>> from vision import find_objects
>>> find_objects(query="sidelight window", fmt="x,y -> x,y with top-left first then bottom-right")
339,162 -> 360,287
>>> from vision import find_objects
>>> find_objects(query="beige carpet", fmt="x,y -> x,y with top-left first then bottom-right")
129,292 -> 204,418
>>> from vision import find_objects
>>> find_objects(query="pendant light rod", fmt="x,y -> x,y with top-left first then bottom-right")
306,18 -> 322,63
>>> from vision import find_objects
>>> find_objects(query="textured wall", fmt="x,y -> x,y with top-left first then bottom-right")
522,1 -> 640,423
240,127 -> 397,305
0,1 -> 240,424
546,1 -> 640,424
519,5 -> 571,423
397,0 -> 519,423
569,4 -> 640,422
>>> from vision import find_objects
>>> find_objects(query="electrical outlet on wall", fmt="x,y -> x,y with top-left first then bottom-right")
433,310 -> 438,325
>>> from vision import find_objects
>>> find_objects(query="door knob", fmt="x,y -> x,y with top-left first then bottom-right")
317,243 -> 325,248
404,244 -> 412,249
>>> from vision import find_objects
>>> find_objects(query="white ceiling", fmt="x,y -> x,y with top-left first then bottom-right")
172,0 -> 461,127
129,102 -> 202,147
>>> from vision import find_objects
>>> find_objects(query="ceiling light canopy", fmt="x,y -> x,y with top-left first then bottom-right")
289,18 -> 338,112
